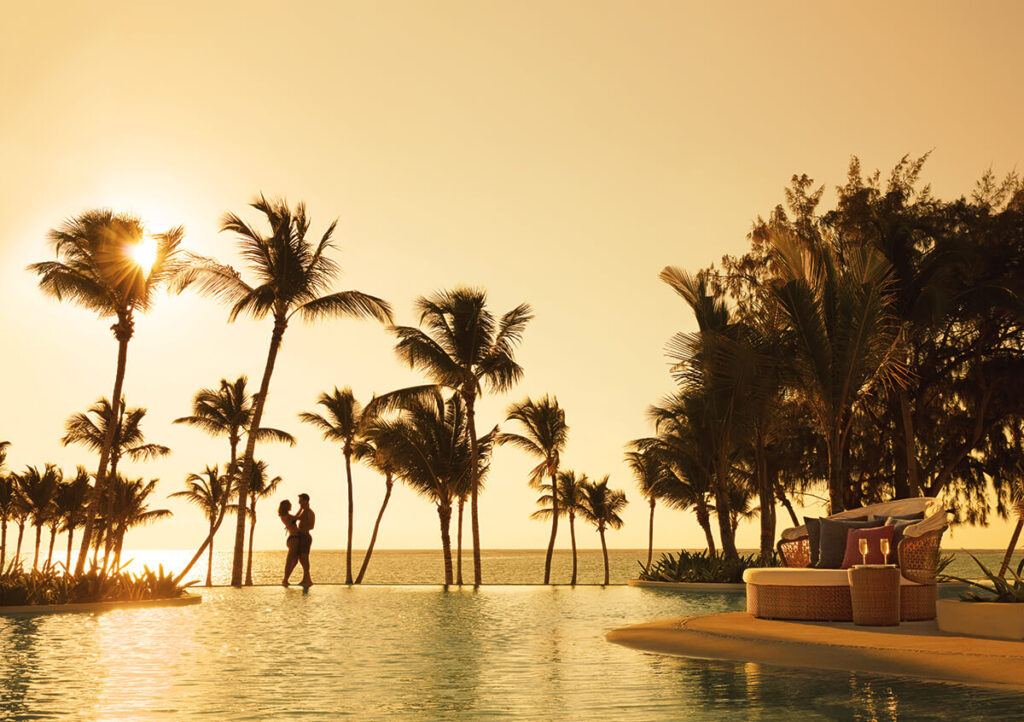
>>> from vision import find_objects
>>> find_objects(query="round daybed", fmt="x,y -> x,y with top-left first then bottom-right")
744,498 -> 947,622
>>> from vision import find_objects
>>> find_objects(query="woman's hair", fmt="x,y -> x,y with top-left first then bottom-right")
278,499 -> 292,516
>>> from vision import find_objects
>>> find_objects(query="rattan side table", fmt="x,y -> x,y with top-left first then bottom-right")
847,565 -> 900,626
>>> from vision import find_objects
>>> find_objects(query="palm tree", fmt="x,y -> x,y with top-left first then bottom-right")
29,210 -> 184,574
175,195 -> 392,586
767,228 -> 906,511
625,448 -> 666,572
59,467 -> 92,571
532,470 -> 587,585
17,464 -> 61,570
391,288 -> 531,585
244,461 -> 283,586
169,466 -> 232,586
299,387 -> 365,584
11,477 -> 30,565
0,474 -> 16,570
353,428 -> 398,585
496,395 -> 568,585
106,475 -> 172,570
578,476 -> 628,585
173,376 -> 295,579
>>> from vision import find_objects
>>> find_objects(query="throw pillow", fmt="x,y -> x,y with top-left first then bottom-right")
816,517 -> 875,568
841,525 -> 896,568
884,516 -> 920,556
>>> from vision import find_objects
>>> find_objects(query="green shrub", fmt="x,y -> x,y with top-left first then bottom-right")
637,549 -> 782,583
0,562 -> 193,607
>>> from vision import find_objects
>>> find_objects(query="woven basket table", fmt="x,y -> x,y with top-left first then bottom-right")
848,565 -> 900,626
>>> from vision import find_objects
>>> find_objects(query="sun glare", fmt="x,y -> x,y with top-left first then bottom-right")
132,234 -> 158,275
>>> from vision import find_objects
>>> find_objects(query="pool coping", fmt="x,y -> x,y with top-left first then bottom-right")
607,611 -> 1024,691
0,592 -> 202,616
627,580 -> 745,592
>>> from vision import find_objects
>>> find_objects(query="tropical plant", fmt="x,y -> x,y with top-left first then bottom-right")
944,554 -> 1024,603
299,387 -> 365,584
62,397 -> 171,479
175,196 -> 392,586
496,395 -> 568,584
29,209 -> 185,574
352,427 -> 398,584
0,448 -> 17,569
638,549 -> 781,584
169,466 -> 232,586
532,470 -> 587,585
577,476 -> 628,585
17,465 -> 62,570
59,468 -> 92,571
625,447 -> 666,572
0,564 -> 193,606
104,476 -> 172,570
243,461 -> 283,586
389,287 -> 532,585
173,375 -> 295,581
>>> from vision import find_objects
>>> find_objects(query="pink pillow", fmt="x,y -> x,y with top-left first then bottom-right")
841,525 -> 895,569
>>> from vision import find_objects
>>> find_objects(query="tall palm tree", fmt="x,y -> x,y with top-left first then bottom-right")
625,448 -> 666,572
173,376 -> 295,578
11,477 -> 30,565
391,288 -> 532,585
60,467 -> 92,571
169,466 -> 232,586
106,475 -> 172,570
0,474 -> 16,570
175,195 -> 392,586
30,210 -> 184,574
299,387 -> 365,584
353,428 -> 398,585
768,228 -> 906,511
578,476 -> 628,586
244,461 -> 283,586
532,470 -> 587,585
17,464 -> 61,570
496,395 -> 568,585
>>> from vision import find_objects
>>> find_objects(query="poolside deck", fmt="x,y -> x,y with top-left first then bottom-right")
607,612 -> 1024,691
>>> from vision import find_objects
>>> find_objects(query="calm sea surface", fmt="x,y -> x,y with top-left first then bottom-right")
111,547 -> 1022,587
3,585 -> 1023,720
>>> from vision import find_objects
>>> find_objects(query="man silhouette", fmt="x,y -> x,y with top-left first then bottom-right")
295,492 -> 315,587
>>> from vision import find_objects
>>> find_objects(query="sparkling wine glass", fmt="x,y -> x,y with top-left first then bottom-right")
858,537 -> 869,566
880,538 -> 891,565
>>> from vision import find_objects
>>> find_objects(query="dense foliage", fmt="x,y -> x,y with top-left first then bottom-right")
944,554 -> 1024,603
637,550 -> 782,584
0,565 -> 192,607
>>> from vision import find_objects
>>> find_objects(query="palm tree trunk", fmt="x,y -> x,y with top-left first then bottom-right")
33,524 -> 42,570
174,502 -> 230,585
465,395 -> 482,586
757,441 -> 775,558
456,497 -> 464,586
826,429 -> 845,514
1,519 -> 6,570
713,449 -> 738,559
114,526 -> 125,570
697,501 -> 717,556
999,503 -> 1024,577
46,527 -> 57,569
344,450 -> 354,585
356,476 -> 393,584
245,497 -> 256,586
231,317 -> 287,587
599,525 -> 609,586
646,497 -> 655,571
543,468 -> 558,585
897,387 -> 920,496
102,433 -> 122,573
76,326 -> 130,576
207,519 -> 215,586
775,482 -> 799,528
66,528 -> 74,571
569,512 -> 578,586
16,522 -> 25,561
438,502 -> 453,586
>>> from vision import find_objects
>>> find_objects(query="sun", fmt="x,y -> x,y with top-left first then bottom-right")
132,234 -> 158,275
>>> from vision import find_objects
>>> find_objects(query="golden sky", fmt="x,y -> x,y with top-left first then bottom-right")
1,1 -> 1021,552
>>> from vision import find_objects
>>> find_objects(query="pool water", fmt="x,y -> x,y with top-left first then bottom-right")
2,586 -> 1022,720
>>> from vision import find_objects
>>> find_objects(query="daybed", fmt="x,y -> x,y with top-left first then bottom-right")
743,498 -> 947,622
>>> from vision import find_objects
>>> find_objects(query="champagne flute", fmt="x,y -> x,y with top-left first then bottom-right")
858,537 -> 869,566
880,538 -> 891,565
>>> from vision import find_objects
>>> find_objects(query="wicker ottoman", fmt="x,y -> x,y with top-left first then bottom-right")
848,565 -> 900,626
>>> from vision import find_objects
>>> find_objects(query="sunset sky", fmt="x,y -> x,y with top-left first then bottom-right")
2,1 -> 1021,552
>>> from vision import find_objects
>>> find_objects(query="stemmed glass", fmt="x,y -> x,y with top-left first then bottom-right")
858,537 -> 869,566
880,538 -> 891,565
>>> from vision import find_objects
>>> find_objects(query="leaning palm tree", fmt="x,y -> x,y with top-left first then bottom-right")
299,387 -> 365,584
173,376 -> 295,577
577,476 -> 628,586
352,427 -> 399,585
29,210 -> 185,574
60,467 -> 93,571
532,470 -> 587,585
390,288 -> 532,585
175,195 -> 392,586
244,461 -> 283,586
17,464 -> 61,570
169,466 -> 232,586
106,475 -> 172,570
496,395 -> 568,585
625,447 -> 666,572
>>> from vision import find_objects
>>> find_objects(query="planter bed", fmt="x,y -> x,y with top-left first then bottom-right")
936,599 -> 1024,641
0,592 -> 201,616
628,580 -> 745,593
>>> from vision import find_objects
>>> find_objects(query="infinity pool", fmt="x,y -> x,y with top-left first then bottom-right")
2,586 -> 1022,719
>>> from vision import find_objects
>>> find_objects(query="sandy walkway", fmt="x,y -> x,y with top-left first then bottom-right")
607,612 -> 1024,691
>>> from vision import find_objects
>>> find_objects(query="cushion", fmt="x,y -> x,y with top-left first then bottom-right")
841,525 -> 896,568
742,568 -> 924,586
816,517 -> 875,569
884,516 -> 919,554
870,510 -> 925,524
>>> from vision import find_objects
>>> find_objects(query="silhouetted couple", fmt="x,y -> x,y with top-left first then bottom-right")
278,493 -> 315,588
